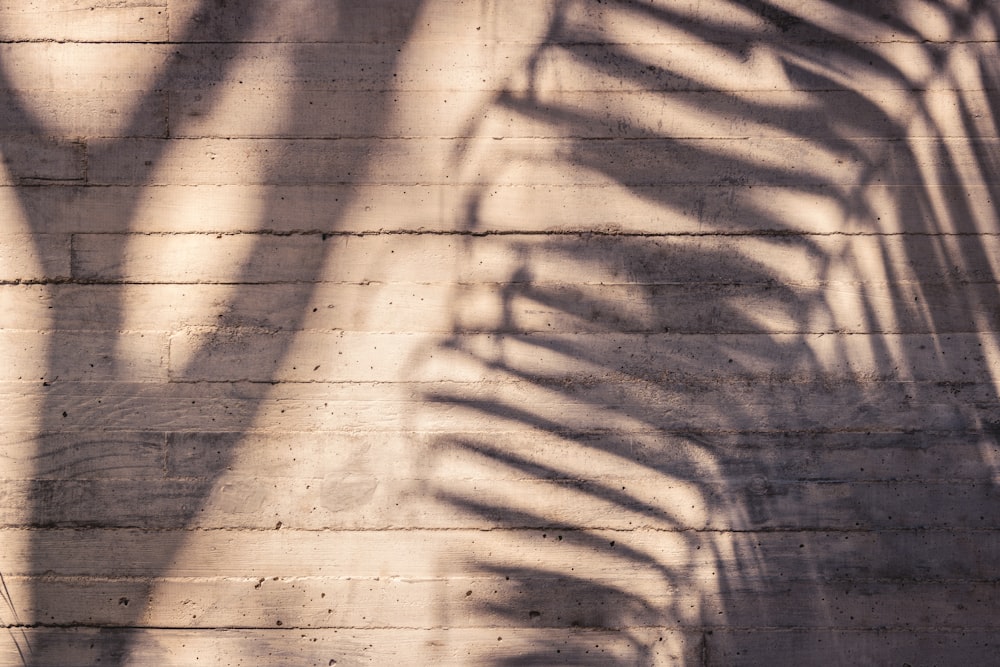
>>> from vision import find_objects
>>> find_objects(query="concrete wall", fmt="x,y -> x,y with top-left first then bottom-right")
2,0 -> 1000,664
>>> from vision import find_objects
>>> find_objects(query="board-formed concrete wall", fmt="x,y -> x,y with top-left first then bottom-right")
2,0 -> 1000,664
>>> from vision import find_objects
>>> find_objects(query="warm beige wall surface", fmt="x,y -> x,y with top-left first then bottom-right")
2,0 -> 1000,664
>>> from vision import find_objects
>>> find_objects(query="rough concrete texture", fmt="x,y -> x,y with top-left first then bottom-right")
1,0 -> 999,665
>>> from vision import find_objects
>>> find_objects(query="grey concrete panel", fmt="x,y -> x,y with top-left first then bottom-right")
4,0 -> 1000,664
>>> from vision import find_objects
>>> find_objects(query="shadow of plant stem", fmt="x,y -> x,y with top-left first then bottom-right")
420,0 -> 1000,663
0,1 -> 424,664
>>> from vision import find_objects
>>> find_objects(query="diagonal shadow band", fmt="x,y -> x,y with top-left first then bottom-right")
0,2 -> 424,665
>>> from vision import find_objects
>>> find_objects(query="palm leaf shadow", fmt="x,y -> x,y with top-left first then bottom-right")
417,0 -> 1000,663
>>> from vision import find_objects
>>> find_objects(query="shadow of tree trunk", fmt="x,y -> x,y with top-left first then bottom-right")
0,1 -> 423,664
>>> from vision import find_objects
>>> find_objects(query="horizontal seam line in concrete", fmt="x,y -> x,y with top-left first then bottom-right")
60,229 -> 1000,236
3,280 -> 999,286
4,526 -> 999,533
0,38 -> 993,45
0,520 -> 1000,536
27,279 -> 1000,286
151,134 -> 1000,140
164,87 -> 1000,92
1,87 -> 993,94
4,182 -> 996,186
7,623 -> 1000,631
61,135 -> 1000,141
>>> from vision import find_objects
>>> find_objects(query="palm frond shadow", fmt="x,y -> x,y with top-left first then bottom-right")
418,0 -> 1000,662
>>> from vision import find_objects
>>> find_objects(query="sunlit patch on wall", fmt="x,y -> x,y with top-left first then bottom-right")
1,43 -> 165,138
130,184 -> 268,235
